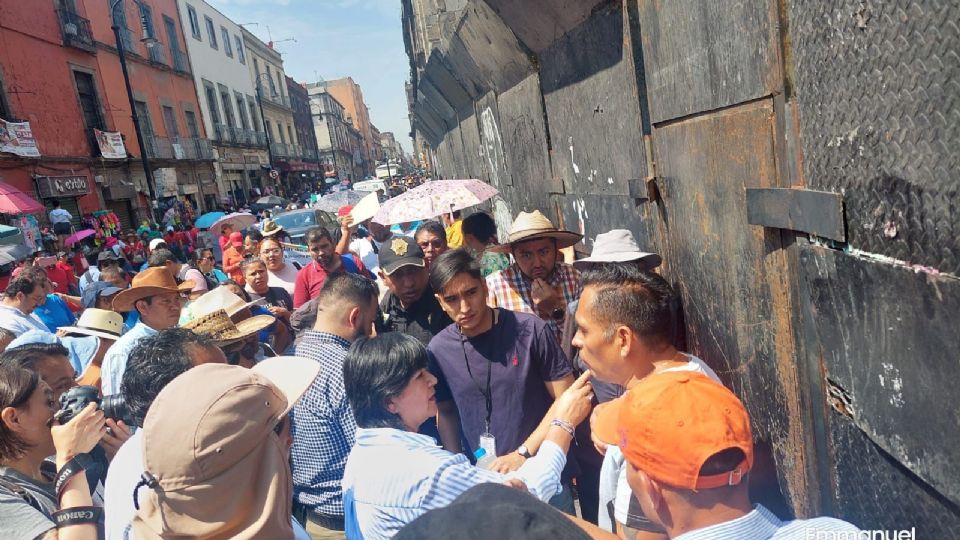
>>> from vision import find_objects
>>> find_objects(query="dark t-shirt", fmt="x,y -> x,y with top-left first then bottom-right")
378,287 -> 453,346
428,309 -> 573,459
263,286 -> 294,311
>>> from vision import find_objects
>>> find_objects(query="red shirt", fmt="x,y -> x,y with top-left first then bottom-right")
45,264 -> 72,294
292,255 -> 368,308
219,234 -> 230,254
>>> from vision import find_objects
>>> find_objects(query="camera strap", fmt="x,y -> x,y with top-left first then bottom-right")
54,454 -> 97,501
52,506 -> 102,528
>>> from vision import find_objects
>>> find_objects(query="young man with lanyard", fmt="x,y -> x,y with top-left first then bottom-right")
426,248 -> 578,513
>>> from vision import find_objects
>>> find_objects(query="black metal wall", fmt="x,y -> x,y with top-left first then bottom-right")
406,0 -> 960,533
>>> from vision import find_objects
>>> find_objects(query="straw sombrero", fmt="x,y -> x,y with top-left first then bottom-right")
488,210 -> 583,254
260,219 -> 283,237
180,286 -> 264,324
181,309 -> 275,346
112,267 -> 194,312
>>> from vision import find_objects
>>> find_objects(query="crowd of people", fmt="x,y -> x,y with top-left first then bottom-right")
0,201 -> 863,539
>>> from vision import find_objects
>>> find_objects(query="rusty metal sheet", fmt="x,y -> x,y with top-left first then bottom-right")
483,0 -> 608,53
637,0 -> 781,124
746,188 -> 846,241
496,74 -> 561,206
540,1 -> 647,197
652,99 -> 808,511
790,0 -> 960,274
799,245 -> 960,512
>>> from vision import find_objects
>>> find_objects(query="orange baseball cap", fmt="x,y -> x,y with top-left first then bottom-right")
594,371 -> 753,491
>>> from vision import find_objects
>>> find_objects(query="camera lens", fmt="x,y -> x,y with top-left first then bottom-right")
101,394 -> 132,426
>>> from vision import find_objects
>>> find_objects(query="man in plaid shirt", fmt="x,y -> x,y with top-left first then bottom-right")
486,210 -> 583,341
290,273 -> 380,537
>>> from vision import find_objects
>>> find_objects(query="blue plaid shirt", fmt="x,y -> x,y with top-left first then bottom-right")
290,331 -> 357,517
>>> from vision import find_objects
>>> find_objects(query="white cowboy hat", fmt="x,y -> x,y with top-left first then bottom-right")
488,210 -> 583,254
574,229 -> 662,270
180,285 -> 264,323
59,308 -> 125,341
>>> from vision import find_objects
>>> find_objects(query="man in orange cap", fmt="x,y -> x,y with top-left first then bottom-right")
594,372 -> 860,539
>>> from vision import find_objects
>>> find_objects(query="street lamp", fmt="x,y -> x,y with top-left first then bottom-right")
110,0 -> 158,222
253,73 -> 278,197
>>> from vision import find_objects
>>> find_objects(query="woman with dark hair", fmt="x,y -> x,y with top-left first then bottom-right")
0,364 -> 106,539
341,333 -> 594,540
461,212 -> 509,277
195,248 -> 228,287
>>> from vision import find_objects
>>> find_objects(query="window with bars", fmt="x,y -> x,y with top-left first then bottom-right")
186,4 -> 201,39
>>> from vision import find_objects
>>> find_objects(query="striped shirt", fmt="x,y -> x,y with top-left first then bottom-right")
290,332 -> 357,518
485,262 -> 581,341
342,428 -> 566,540
674,504 -> 860,540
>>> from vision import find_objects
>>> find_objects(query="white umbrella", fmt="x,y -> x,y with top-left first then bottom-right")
372,179 -> 498,225
208,212 -> 257,235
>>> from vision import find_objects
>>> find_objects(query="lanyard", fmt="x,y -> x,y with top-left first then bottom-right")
459,308 -> 499,433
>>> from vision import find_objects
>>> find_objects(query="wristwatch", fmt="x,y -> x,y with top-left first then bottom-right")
516,444 -> 533,459
550,307 -> 566,321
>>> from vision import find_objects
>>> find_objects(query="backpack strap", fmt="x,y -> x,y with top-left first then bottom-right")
0,475 -> 45,515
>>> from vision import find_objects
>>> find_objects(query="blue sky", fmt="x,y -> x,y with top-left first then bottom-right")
209,0 -> 412,153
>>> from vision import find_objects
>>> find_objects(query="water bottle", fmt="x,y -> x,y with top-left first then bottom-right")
474,447 -> 495,470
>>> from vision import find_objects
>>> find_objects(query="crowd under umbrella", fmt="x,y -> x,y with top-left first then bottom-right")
372,179 -> 498,225
315,190 -> 366,213
194,211 -> 226,230
256,195 -> 286,206
208,212 -> 257,235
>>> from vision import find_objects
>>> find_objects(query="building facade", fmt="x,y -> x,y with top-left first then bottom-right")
0,0 -> 105,233
241,28 -> 296,197
325,77 -> 374,177
379,131 -> 404,161
283,76 -> 320,194
369,123 -> 383,165
307,83 -> 362,182
90,0 -> 216,222
177,0 -> 268,208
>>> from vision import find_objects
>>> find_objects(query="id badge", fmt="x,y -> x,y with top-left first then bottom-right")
479,432 -> 497,457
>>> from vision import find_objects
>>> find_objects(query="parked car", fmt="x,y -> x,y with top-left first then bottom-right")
271,208 -> 338,245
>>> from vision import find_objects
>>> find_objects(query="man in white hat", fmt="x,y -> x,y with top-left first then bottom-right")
486,210 -> 583,339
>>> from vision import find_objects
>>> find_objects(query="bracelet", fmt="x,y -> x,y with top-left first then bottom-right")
54,453 -> 96,500
550,419 -> 575,437
52,506 -> 102,528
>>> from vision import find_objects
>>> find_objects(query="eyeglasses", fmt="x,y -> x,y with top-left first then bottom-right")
261,248 -> 282,255
200,256 -> 215,261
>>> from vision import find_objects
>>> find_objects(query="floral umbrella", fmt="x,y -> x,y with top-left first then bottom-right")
315,190 -> 366,213
208,212 -> 257,235
372,179 -> 498,225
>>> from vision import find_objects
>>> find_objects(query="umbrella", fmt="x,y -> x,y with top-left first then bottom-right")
0,243 -> 32,265
256,195 -> 285,205
209,212 -> 257,234
372,179 -> 498,225
315,190 -> 365,213
64,229 -> 96,246
194,211 -> 226,230
0,181 -> 44,215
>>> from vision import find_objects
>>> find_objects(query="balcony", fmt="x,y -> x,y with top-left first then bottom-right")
57,10 -> 95,53
171,48 -> 190,74
261,91 -> 292,110
270,142 -> 291,157
144,135 -> 214,161
194,138 -> 214,160
214,125 -> 269,148
251,131 -> 268,148
214,124 -> 233,144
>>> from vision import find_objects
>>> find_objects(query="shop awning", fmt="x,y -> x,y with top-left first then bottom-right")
0,181 -> 44,214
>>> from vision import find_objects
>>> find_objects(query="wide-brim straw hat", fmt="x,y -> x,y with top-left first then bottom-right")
112,267 -> 194,312
182,286 -> 264,322
260,219 -> 283,237
181,309 -> 274,346
59,308 -> 125,341
489,210 -> 583,254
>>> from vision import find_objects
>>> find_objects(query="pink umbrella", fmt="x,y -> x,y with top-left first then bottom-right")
64,229 -> 96,246
209,212 -> 257,234
372,179 -> 498,225
0,181 -> 44,214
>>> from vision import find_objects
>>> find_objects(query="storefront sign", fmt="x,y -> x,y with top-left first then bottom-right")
0,120 -> 41,157
36,175 -> 90,198
95,129 -> 127,159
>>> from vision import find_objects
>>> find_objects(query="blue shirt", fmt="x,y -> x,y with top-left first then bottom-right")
101,321 -> 158,395
290,332 -> 356,517
34,295 -> 76,332
674,504 -> 859,540
342,427 -> 566,540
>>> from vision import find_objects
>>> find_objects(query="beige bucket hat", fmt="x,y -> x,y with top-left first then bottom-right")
488,210 -> 583,254
58,308 -> 125,341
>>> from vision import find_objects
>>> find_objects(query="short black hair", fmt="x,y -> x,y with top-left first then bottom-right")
246,230 -> 263,242
0,342 -> 70,372
121,328 -> 216,427
240,257 -> 266,275
580,264 -> 676,346
305,226 -> 333,245
343,333 -> 429,430
147,248 -> 177,267
429,248 -> 481,294
218,280 -> 251,301
414,220 -> 446,241
4,273 -> 44,298
52,200 -> 61,208
461,212 -> 498,244
0,365 -> 40,460
317,273 -> 378,310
